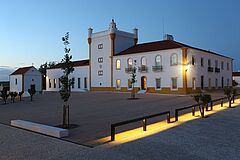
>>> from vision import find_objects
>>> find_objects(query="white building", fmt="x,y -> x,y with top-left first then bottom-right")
233,72 -> 240,87
10,66 -> 42,96
46,20 -> 233,94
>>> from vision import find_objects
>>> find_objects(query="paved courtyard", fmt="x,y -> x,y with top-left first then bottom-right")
0,91 -> 230,146
0,103 -> 239,160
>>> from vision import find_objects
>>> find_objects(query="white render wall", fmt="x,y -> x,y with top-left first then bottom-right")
113,48 -> 183,90
24,68 -> 42,92
187,48 -> 232,89
10,75 -> 23,92
233,76 -> 240,87
46,65 -> 89,91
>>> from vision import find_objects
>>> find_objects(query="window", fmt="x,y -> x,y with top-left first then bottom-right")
215,60 -> 218,68
141,57 -> 147,66
171,77 -> 178,89
127,58 -> 133,68
192,78 -> 196,90
71,78 -> 75,89
98,70 -> 103,76
156,78 -> 161,89
15,78 -> 17,85
49,79 -> 51,88
84,77 -> 87,89
53,79 -> 56,88
78,78 -> 81,88
208,59 -> 211,67
215,78 -> 218,88
116,59 -> 121,70
208,78 -> 211,89
227,79 -> 230,86
221,61 -> 224,70
155,55 -> 162,66
170,53 -> 178,65
201,58 -> 204,67
98,57 -> 103,63
227,62 -> 229,70
192,56 -> 195,65
128,79 -> 132,89
32,79 -> 34,82
58,78 -> 61,88
98,44 -> 103,49
116,79 -> 121,89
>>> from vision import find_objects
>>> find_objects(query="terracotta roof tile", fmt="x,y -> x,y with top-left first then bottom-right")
115,40 -> 232,59
51,59 -> 89,69
10,66 -> 33,75
233,72 -> 240,76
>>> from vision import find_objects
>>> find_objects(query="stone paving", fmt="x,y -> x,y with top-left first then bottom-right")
0,103 -> 239,160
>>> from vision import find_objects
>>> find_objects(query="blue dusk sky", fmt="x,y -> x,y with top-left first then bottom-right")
0,0 -> 240,81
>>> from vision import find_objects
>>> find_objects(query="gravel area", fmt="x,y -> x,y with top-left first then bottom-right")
0,104 -> 239,160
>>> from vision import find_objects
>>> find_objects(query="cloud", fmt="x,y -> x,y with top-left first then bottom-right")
0,66 -> 15,81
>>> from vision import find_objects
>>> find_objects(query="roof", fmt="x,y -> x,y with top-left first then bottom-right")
116,40 -> 232,59
233,72 -> 240,77
50,59 -> 89,69
10,66 -> 33,75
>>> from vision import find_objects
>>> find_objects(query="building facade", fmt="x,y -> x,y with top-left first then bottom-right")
46,20 -> 233,94
10,66 -> 42,96
233,72 -> 240,87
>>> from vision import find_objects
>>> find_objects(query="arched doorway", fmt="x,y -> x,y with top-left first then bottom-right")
141,76 -> 147,90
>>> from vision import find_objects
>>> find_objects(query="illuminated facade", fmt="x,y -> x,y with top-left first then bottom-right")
46,20 -> 233,94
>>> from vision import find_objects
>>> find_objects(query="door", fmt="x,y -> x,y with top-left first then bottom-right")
141,76 -> 147,90
221,77 -> 224,88
30,84 -> 36,91
201,76 -> 204,90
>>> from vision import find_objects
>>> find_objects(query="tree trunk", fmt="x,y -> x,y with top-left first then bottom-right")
62,101 -> 69,128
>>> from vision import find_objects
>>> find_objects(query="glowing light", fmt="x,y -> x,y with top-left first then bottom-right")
94,99 -> 240,145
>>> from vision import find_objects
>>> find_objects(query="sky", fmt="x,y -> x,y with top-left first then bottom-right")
0,0 -> 240,81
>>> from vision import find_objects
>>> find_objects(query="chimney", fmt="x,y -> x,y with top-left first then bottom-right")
164,34 -> 174,41
133,28 -> 138,45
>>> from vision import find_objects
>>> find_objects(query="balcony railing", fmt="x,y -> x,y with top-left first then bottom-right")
152,66 -> 163,72
138,66 -> 148,73
125,67 -> 134,73
215,67 -> 220,73
208,67 -> 213,72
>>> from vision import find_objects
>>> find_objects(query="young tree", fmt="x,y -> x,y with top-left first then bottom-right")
130,60 -> 137,99
9,92 -> 18,103
39,61 -> 56,90
59,32 -> 74,128
0,89 -> 9,104
193,93 -> 211,118
224,86 -> 237,107
19,91 -> 24,101
28,87 -> 36,102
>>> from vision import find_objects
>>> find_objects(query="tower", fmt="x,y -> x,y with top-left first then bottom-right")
89,20 -> 138,91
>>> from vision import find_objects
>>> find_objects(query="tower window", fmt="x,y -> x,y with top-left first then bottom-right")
98,57 -> 103,63
98,70 -> 103,76
116,59 -> 121,70
98,44 -> 103,49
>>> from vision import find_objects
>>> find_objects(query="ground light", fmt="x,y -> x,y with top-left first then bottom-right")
94,98 -> 240,145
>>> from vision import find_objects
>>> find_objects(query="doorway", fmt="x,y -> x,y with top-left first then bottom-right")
201,76 -> 204,90
221,77 -> 224,88
141,76 -> 147,90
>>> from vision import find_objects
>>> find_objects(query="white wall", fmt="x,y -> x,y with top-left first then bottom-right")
187,48 -> 232,89
233,76 -> 240,87
24,68 -> 42,92
113,48 -> 183,90
10,75 -> 22,92
46,65 -> 89,91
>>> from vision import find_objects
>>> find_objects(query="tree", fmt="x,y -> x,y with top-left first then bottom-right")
28,87 -> 36,102
9,92 -> 18,103
39,61 -> 56,90
0,89 -> 9,104
193,93 -> 211,118
19,91 -> 24,101
130,60 -> 137,99
59,32 -> 74,128
224,86 -> 237,108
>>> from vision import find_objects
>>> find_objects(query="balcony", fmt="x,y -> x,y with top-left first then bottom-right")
125,67 -> 134,73
138,66 -> 148,73
215,67 -> 220,73
152,66 -> 163,72
208,67 -> 213,72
